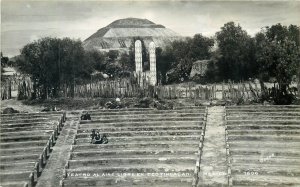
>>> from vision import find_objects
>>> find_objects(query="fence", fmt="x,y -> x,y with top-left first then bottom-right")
64,80 -> 265,100
1,74 -> 32,100
2,75 -> 299,101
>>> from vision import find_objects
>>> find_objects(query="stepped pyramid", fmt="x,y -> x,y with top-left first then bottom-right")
83,18 -> 182,52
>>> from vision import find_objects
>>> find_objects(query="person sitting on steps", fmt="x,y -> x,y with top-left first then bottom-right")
90,129 -> 96,143
90,130 -> 108,144
81,112 -> 91,120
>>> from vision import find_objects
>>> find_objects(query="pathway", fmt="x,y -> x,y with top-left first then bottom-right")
198,106 -> 227,186
35,112 -> 79,187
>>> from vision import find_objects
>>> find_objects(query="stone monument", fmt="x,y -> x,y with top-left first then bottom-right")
134,40 -> 157,86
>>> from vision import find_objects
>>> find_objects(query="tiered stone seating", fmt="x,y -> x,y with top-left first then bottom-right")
61,107 -> 207,187
0,111 -> 66,187
225,105 -> 300,186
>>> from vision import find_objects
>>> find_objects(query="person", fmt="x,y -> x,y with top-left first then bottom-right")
90,129 -> 96,143
81,112 -> 91,120
90,130 -> 108,144
100,134 -> 108,144
95,132 -> 100,140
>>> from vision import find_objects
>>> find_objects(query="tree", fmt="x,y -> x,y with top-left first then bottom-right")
85,50 -> 106,71
256,24 -> 300,104
107,50 -> 119,62
17,37 -> 93,98
119,52 -> 134,72
189,34 -> 214,61
157,34 -> 214,84
1,52 -> 9,67
215,22 -> 256,81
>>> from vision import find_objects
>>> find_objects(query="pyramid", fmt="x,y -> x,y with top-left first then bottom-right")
83,18 -> 181,52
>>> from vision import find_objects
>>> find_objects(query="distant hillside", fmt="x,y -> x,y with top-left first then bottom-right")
83,18 -> 182,52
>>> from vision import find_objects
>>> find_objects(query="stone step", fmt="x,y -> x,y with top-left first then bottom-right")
80,117 -> 206,124
84,109 -> 206,115
0,181 -> 29,187
231,174 -> 300,186
1,112 -> 63,119
229,148 -> 300,157
71,143 -> 199,152
67,157 -> 197,169
226,112 -> 300,116
77,125 -> 202,133
227,108 -> 300,113
228,141 -> 300,149
227,134 -> 300,142
61,177 -> 193,187
76,140 -> 201,147
79,121 -> 205,128
0,125 -> 57,132
226,125 -> 300,130
70,150 -> 199,159
84,108 -> 156,113
175,106 -> 207,109
0,134 -> 51,142
227,129 -> 300,135
227,116 -> 300,120
89,114 -> 206,120
1,115 -> 63,122
226,120 -> 300,125
65,167 -> 194,177
76,130 -> 202,138
75,135 -> 201,144
1,117 -> 61,124
227,105 -> 300,108
0,130 -> 54,138
0,146 -> 45,156
0,161 -> 36,171
0,171 -> 33,183
231,164 -> 300,176
231,155 -> 300,165
0,153 -> 40,163
1,111 -> 64,117
0,140 -> 48,149
1,122 -> 58,128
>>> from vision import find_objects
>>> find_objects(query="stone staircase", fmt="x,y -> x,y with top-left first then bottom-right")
0,111 -> 66,187
225,105 -> 300,186
60,106 -> 208,187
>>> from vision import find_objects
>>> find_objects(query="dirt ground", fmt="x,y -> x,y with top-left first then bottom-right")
1,99 -> 43,113
1,98 -> 195,113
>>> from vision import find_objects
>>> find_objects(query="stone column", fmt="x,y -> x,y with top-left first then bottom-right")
149,42 -> 157,85
135,40 -> 142,73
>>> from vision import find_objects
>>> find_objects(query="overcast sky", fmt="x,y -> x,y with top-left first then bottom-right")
1,0 -> 300,57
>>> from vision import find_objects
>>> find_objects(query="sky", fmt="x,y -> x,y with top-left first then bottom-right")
1,0 -> 300,57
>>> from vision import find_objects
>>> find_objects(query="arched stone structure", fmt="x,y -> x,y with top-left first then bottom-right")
149,42 -> 157,85
134,40 -> 142,73
134,40 -> 157,86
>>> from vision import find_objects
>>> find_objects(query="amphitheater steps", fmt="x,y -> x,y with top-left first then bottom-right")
67,157 -> 197,168
79,121 -> 205,127
59,106 -> 207,187
71,143 -> 199,151
225,105 -> 300,187
80,117 -> 206,123
0,140 -> 49,149
35,114 -> 80,187
85,109 -> 206,115
77,125 -> 202,132
0,181 -> 29,187
61,177 -> 193,187
228,141 -> 300,148
231,175 -> 300,186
